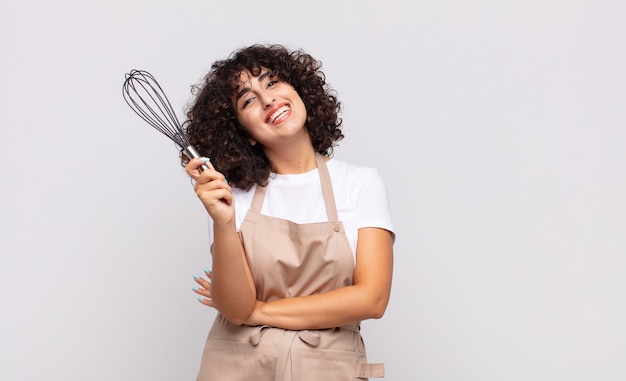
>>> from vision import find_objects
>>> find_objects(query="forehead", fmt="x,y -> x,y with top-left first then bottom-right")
234,67 -> 268,90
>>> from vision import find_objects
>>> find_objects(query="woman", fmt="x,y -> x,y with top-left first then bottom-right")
183,44 -> 394,380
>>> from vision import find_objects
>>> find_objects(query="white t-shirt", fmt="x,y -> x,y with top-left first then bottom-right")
206,159 -> 394,261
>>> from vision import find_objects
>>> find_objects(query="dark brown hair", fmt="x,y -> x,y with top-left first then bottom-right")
182,44 -> 343,190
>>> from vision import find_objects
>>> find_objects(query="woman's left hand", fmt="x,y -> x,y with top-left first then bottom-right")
193,269 -> 215,308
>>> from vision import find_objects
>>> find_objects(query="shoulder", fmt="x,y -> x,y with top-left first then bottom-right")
328,158 -> 382,180
329,158 -> 395,236
327,158 -> 386,192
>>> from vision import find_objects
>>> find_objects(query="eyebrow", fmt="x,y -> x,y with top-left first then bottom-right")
235,70 -> 272,101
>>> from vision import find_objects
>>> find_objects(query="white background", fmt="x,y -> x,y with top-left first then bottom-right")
1,1 -> 625,380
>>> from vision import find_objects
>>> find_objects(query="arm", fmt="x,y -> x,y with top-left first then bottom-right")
186,157 -> 256,324
210,218 -> 256,324
245,227 -> 394,330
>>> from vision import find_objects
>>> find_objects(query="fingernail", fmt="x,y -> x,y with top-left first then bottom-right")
197,298 -> 203,303
193,274 -> 200,280
192,287 -> 199,292
200,157 -> 211,162
204,268 -> 211,274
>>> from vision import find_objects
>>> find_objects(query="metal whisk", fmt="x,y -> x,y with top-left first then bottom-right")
122,69 -> 208,171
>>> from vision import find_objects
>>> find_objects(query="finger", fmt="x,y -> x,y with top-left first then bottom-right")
195,185 -> 234,207
198,298 -> 216,308
194,275 -> 210,285
192,286 -> 211,298
185,158 -> 202,177
198,157 -> 215,172
193,275 -> 212,289
195,169 -> 228,187
185,157 -> 214,179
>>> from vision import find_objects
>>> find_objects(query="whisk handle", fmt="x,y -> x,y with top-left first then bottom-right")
183,145 -> 210,172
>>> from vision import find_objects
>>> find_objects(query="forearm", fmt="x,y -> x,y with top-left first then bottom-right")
250,282 -> 391,330
211,221 -> 256,324
249,228 -> 394,330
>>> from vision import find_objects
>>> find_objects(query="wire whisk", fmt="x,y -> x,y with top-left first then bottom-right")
122,69 -> 208,171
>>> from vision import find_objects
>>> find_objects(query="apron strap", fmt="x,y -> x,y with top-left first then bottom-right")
315,153 -> 340,223
356,362 -> 385,378
250,183 -> 266,213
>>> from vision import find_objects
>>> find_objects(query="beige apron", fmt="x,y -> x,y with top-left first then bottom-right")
196,153 -> 384,381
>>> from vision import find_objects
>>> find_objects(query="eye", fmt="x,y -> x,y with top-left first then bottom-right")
241,96 -> 254,109
267,79 -> 278,88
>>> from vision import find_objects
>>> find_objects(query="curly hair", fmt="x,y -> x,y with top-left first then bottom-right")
182,44 -> 343,190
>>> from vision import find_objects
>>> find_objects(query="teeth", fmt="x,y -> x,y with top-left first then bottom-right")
269,106 -> 289,123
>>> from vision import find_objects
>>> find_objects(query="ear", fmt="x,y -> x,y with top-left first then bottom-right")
248,138 -> 257,146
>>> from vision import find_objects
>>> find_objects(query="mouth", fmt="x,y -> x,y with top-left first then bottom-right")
265,104 -> 291,124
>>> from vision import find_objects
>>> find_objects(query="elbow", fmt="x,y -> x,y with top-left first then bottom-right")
217,309 -> 252,326
224,316 -> 247,326
368,304 -> 387,320
355,282 -> 391,321
213,298 -> 255,326
365,295 -> 389,320
370,310 -> 385,320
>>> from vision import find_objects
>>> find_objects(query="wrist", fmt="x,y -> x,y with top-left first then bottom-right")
245,300 -> 265,326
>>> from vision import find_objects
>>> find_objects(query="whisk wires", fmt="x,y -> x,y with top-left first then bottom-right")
122,69 -> 208,171
122,69 -> 190,149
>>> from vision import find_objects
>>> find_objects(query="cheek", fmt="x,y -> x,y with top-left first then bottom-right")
297,100 -> 308,122
236,115 -> 254,131
235,114 -> 261,139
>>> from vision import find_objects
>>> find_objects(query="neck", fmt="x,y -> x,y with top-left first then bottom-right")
266,147 -> 319,174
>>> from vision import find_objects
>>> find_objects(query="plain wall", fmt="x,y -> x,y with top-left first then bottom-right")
1,1 -> 625,380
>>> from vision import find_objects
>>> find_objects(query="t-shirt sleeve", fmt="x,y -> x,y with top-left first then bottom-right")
354,167 -> 395,239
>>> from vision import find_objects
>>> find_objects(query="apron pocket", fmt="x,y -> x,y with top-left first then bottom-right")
196,339 -> 277,381
299,347 -> 384,380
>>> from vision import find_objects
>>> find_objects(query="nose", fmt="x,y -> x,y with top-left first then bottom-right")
261,91 -> 276,109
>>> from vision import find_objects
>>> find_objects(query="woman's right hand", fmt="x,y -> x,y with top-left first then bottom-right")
185,157 -> 234,224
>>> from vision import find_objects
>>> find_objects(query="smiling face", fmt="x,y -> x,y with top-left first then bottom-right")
233,68 -> 308,151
